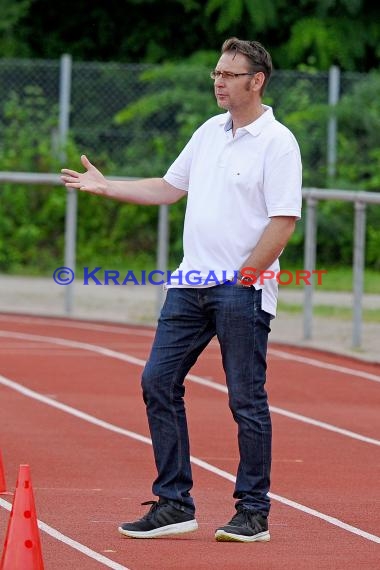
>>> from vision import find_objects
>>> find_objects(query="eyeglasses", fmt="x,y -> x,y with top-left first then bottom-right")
210,70 -> 256,80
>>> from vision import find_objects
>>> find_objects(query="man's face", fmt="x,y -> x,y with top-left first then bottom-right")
213,51 -> 256,112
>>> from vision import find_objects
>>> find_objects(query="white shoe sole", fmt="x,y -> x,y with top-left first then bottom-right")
118,519 -> 198,539
215,529 -> 270,542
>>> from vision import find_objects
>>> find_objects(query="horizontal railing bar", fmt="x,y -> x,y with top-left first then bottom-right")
0,172 -> 61,184
1,173 -> 379,204
0,172 -> 138,185
302,188 -> 380,204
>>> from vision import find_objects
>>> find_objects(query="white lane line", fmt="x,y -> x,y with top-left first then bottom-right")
186,375 -> 380,447
0,497 -> 130,570
0,374 -> 379,545
1,314 -> 380,382
0,373 -> 150,444
1,330 -> 379,447
0,330 -> 146,367
269,406 -> 380,446
266,492 -> 380,544
269,348 -> 380,383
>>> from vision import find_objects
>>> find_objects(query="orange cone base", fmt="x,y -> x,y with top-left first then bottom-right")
0,464 -> 44,569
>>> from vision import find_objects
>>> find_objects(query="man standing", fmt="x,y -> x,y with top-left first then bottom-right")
61,37 -> 302,542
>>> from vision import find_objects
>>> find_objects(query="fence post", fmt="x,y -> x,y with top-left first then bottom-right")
155,205 -> 169,317
327,65 -> 340,181
59,54 -> 76,315
303,196 -> 317,340
352,201 -> 366,348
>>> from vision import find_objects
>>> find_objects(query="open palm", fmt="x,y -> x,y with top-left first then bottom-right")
61,155 -> 107,195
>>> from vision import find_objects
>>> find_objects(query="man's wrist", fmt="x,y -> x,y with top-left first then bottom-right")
238,268 -> 258,286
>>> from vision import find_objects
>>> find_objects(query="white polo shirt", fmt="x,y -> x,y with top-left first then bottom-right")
163,105 -> 302,316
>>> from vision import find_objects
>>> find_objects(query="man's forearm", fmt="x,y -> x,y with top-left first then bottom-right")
61,155 -> 187,205
100,178 -> 186,205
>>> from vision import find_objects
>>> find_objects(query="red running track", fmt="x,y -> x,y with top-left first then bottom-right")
0,313 -> 379,570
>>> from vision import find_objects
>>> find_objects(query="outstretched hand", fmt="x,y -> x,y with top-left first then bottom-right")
61,155 -> 108,195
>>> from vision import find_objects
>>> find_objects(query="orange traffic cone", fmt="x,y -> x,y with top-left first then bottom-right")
0,464 -> 44,569
0,451 -> 6,493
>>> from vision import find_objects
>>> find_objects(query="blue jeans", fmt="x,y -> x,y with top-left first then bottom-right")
141,284 -> 272,515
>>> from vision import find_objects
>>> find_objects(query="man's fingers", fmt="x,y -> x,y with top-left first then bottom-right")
61,168 -> 80,177
61,174 -> 79,182
62,182 -> 82,189
61,155 -> 102,192
81,154 -> 93,170
62,155 -> 93,176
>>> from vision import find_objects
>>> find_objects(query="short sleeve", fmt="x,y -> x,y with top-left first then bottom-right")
163,135 -> 195,192
264,138 -> 302,219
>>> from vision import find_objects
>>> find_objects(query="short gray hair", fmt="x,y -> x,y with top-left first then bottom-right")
221,37 -> 272,93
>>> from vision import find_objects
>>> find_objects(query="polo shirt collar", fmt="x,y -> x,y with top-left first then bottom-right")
221,105 -> 275,136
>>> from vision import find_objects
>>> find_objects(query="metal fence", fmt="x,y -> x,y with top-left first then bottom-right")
0,55 -> 364,185
302,188 -> 380,347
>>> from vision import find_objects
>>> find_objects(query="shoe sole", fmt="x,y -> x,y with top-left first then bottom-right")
118,519 -> 198,539
215,529 -> 270,543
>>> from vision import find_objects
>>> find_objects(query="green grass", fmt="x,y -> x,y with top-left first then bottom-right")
277,302 -> 380,323
6,253 -> 159,278
280,266 -> 380,294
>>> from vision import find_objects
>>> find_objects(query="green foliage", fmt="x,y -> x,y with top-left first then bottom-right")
335,71 -> 380,187
0,0 -> 33,57
205,0 -> 278,33
268,73 -> 329,187
0,72 -> 188,273
282,17 -> 367,70
1,86 -> 56,170
0,85 -> 62,271
323,70 -> 380,277
114,61 -> 219,152
0,0 -> 379,72
274,68 -> 380,270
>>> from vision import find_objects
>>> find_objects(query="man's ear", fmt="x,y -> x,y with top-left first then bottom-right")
251,71 -> 265,93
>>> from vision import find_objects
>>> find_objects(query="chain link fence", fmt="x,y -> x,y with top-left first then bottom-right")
0,57 -> 364,185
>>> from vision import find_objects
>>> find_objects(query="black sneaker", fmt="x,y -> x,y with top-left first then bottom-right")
118,499 -> 198,539
215,506 -> 270,542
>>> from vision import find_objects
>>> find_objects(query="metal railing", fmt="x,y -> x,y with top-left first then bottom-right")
302,188 -> 380,347
1,170 -> 380,349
